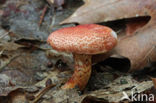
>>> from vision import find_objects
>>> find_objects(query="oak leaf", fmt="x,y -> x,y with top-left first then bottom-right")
61,0 -> 152,24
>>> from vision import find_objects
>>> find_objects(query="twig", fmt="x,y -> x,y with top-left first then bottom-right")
50,13 -> 56,28
0,32 -> 9,39
38,5 -> 48,27
32,84 -> 56,103
0,55 -> 20,71
0,50 -> 4,56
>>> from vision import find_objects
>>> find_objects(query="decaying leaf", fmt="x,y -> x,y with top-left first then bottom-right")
125,17 -> 150,36
0,74 -> 18,96
1,0 -> 156,103
114,22 -> 156,71
61,0 -> 153,24
113,0 -> 156,71
34,69 -> 80,103
9,90 -> 27,103
0,55 -> 19,71
73,76 -> 153,103
0,28 -> 24,51
0,42 -> 23,51
39,74 -> 153,103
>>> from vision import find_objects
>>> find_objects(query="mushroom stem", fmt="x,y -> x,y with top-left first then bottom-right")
62,54 -> 91,90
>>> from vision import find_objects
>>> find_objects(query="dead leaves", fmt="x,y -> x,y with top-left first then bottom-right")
61,0 -> 153,24
113,2 -> 156,71
0,0 -> 156,103
71,75 -> 153,103
0,74 -> 16,96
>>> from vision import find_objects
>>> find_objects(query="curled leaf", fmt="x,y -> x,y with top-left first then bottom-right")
61,0 -> 153,24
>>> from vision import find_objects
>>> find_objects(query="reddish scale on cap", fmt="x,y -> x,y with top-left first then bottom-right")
47,24 -> 117,54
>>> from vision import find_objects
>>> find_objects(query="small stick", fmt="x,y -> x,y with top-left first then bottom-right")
32,84 -> 56,103
0,32 -> 9,39
0,55 -> 20,71
38,5 -> 48,27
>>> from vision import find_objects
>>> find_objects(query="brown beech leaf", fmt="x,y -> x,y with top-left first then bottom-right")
114,21 -> 156,71
125,17 -> 150,36
61,0 -> 153,24
111,0 -> 156,71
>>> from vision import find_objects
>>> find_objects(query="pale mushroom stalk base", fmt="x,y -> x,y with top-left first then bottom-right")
62,54 -> 92,90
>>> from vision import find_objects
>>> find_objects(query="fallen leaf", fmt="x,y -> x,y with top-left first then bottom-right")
0,74 -> 18,96
72,75 -> 153,103
9,90 -> 27,103
114,20 -> 156,71
125,17 -> 150,36
111,1 -> 156,71
0,42 -> 23,51
61,0 -> 153,24
0,54 -> 19,71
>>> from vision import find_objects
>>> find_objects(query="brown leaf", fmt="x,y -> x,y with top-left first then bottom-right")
125,17 -> 149,36
111,1 -> 156,71
73,76 -> 153,103
61,0 -> 153,24
0,54 -> 19,71
151,77 -> 156,88
114,21 -> 156,71
9,90 -> 27,103
0,74 -> 18,96
0,42 -> 23,51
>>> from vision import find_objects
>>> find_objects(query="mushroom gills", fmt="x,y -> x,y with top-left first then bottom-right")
62,54 -> 91,90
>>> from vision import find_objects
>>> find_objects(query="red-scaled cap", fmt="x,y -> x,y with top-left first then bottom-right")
47,24 -> 117,54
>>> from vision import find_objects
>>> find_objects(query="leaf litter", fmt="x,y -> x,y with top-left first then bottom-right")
0,0 -> 156,103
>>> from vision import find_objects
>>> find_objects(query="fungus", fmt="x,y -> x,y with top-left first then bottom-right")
47,24 -> 117,90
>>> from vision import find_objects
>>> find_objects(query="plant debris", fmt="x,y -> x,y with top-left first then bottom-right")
0,0 -> 156,103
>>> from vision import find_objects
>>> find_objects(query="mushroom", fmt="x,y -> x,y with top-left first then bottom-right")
47,24 -> 117,90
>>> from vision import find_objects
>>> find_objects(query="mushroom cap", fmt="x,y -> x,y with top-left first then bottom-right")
47,24 -> 117,54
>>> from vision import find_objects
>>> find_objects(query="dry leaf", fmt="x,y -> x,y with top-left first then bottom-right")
112,0 -> 156,71
114,21 -> 156,71
72,76 -> 153,103
9,90 -> 27,103
61,0 -> 153,24
125,17 -> 150,36
0,74 -> 19,96
0,42 -> 23,51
